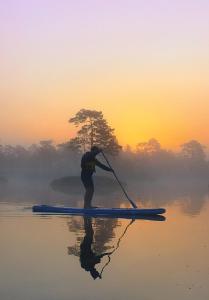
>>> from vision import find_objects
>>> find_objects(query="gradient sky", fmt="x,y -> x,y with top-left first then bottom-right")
0,0 -> 209,149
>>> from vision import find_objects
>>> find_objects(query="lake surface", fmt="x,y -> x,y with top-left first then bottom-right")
0,179 -> 209,300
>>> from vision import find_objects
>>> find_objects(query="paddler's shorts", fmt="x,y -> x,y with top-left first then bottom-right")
81,173 -> 94,189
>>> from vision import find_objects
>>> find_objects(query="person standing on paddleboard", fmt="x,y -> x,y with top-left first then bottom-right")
81,146 -> 113,208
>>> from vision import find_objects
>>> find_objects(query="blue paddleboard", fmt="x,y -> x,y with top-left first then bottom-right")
32,205 -> 166,216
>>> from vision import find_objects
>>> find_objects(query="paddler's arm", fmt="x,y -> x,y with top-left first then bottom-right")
95,159 -> 113,172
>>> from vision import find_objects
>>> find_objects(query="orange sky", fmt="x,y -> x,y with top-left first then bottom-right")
0,1 -> 209,150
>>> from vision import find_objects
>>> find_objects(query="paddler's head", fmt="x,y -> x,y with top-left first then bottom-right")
91,146 -> 101,156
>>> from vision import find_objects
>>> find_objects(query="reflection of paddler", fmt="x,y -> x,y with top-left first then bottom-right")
79,217 -> 135,279
81,146 -> 113,208
80,217 -> 110,280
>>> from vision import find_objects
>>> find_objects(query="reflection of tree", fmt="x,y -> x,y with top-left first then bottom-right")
93,218 -> 118,254
136,181 -> 208,216
67,216 -> 138,280
68,216 -> 120,257
180,194 -> 208,216
68,216 -> 121,279
67,218 -> 84,256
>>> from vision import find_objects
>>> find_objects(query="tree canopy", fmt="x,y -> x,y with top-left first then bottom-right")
180,140 -> 206,161
69,109 -> 122,155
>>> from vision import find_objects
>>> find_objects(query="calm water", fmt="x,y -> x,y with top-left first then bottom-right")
0,179 -> 209,300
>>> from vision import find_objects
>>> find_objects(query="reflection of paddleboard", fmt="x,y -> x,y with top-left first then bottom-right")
32,205 -> 166,217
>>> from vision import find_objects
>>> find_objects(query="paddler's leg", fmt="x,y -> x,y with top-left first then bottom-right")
84,186 -> 94,208
81,176 -> 94,208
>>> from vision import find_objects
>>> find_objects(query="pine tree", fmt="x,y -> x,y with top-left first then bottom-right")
69,109 -> 122,155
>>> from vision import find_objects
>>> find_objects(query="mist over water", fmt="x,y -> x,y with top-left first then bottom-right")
0,138 -> 208,215
1,140 -> 209,300
0,173 -> 208,217
0,139 -> 208,182
0,139 -> 208,197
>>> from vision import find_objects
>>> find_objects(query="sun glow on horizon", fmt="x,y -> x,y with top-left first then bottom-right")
0,1 -> 209,150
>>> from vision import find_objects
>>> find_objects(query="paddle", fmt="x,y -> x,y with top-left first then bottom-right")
99,219 -> 135,277
101,151 -> 137,208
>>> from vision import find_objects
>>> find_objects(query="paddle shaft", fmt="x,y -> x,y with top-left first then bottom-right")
101,151 -> 137,208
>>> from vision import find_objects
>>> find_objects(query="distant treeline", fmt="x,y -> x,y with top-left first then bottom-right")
0,138 -> 208,181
